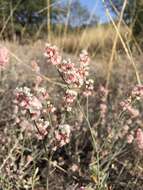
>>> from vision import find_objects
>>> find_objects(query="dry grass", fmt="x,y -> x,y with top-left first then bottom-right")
1,2 -> 143,189
48,24 -> 129,56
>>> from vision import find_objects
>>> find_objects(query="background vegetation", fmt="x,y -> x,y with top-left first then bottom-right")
1,0 -> 143,190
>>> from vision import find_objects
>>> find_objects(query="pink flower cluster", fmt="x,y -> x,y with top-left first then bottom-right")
120,98 -> 139,118
59,59 -> 85,87
44,43 -> 61,65
0,46 -> 9,68
63,89 -> 77,111
120,85 -> 142,118
127,134 -> 134,144
13,85 -> 71,149
120,85 -> 143,149
79,49 -> 90,76
14,87 -> 42,120
31,60 -> 40,73
53,124 -> 71,150
131,85 -> 143,100
83,79 -> 94,97
13,86 -> 55,140
99,85 -> 108,124
135,128 -> 143,150
44,44 -> 94,111
13,43 -> 95,149
127,128 -> 143,151
44,44 -> 92,87
35,119 -> 49,140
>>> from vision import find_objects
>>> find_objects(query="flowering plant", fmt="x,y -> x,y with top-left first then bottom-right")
13,44 -> 94,152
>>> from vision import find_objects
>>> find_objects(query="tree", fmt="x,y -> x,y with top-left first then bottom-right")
0,0 -> 57,40
107,0 -> 143,38
0,0 -> 98,41
60,0 -> 98,27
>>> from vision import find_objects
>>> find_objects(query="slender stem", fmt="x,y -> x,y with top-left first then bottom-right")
33,120 -> 50,190
86,96 -> 89,119
33,120 -> 47,152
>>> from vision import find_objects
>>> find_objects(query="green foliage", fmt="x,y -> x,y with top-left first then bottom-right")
0,0 -> 98,41
0,0 -> 48,39
108,0 -> 143,39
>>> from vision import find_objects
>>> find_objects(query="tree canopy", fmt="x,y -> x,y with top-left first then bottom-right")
0,0 -> 98,41
107,0 -> 143,38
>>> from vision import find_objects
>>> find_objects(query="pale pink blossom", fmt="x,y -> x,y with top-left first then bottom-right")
79,49 -> 90,67
30,96 -> 42,110
135,128 -> 143,150
44,43 -> 61,65
131,85 -> 143,99
35,119 -> 49,140
63,89 -> 77,111
126,106 -> 139,118
58,59 -> 75,73
20,119 -> 34,132
47,100 -> 56,113
100,103 -> 107,118
83,79 -> 94,97
79,49 -> 90,78
35,76 -> 43,90
14,87 -> 43,120
99,85 -> 108,124
31,60 -> 40,73
60,59 -> 84,87
53,124 -> 71,150
120,99 -> 139,118
79,187 -> 85,190
44,44 -> 93,88
99,85 -> 108,101
36,87 -> 49,101
122,125 -> 129,136
127,134 -> 134,144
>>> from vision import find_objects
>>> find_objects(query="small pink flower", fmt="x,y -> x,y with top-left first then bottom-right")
20,120 -> 34,132
0,47 -> 9,67
83,79 -> 94,97
44,43 -> 61,65
35,76 -> 43,90
127,106 -> 139,118
63,89 -> 77,111
79,187 -> 85,190
120,98 -> 139,118
80,49 -> 90,67
100,103 -> 107,116
127,134 -> 134,144
30,96 -> 42,110
31,60 -> 40,73
99,85 -> 108,98
35,119 -> 49,140
135,128 -> 143,150
54,124 -> 71,149
47,101 -> 56,113
122,125 -> 129,136
131,85 -> 143,99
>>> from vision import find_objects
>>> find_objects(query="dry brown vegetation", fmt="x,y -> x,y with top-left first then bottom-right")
1,2 -> 143,189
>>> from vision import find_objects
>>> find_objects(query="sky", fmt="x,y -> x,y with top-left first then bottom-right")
80,0 -> 114,23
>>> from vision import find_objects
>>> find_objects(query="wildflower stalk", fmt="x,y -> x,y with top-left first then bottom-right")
86,96 -> 89,119
0,68 -> 2,87
51,46 -> 99,168
33,119 -> 50,190
33,120 -> 47,153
